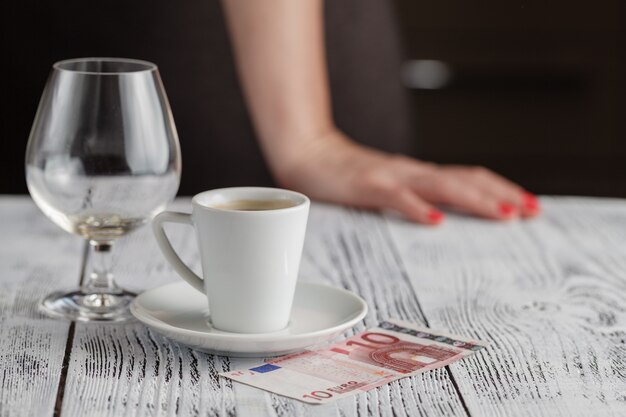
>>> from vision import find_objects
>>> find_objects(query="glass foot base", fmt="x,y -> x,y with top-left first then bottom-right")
40,288 -> 137,322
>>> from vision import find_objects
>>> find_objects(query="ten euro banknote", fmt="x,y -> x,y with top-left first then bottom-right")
221,319 -> 488,404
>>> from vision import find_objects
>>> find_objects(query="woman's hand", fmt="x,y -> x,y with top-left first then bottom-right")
274,130 -> 540,225
221,0 -> 540,224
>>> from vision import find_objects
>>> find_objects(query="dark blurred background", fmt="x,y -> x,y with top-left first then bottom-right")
3,0 -> 625,196
397,0 -> 625,197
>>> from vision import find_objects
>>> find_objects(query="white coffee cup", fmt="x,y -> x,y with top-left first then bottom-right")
152,187 -> 310,333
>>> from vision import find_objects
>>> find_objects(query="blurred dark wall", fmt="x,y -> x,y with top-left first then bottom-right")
3,1 -> 625,196
396,0 -> 626,196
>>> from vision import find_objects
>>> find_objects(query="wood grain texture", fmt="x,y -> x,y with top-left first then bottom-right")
59,201 -> 469,417
0,198 -> 84,417
9,195 -> 625,417
60,199 -> 239,417
386,197 -> 626,417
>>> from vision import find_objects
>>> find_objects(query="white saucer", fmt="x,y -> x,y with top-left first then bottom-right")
131,281 -> 368,357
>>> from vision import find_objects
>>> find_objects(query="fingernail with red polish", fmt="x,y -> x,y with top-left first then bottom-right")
523,192 -> 540,212
428,209 -> 445,224
499,203 -> 517,217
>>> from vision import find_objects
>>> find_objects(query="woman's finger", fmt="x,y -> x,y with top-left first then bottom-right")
457,167 -> 541,217
385,188 -> 445,225
412,172 -> 519,220
359,179 -> 444,225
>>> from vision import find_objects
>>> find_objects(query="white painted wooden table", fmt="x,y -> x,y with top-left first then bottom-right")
2,196 -> 625,417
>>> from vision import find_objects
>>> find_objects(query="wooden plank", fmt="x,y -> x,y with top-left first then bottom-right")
59,199 -> 239,417
0,197 -> 84,417
60,201 -> 469,416
385,197 -> 626,417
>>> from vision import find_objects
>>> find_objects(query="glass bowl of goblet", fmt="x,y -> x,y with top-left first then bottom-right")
25,57 -> 181,322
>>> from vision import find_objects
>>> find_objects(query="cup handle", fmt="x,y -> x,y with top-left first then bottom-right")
152,211 -> 205,294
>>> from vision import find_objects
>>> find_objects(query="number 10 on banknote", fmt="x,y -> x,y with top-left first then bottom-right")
221,319 -> 488,404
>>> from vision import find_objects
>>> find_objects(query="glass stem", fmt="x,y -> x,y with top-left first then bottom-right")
82,241 -> 120,294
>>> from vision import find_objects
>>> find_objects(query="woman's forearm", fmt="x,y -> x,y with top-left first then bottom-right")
220,0 -> 335,178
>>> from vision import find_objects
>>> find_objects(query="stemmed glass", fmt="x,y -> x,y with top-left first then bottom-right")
25,58 -> 181,322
